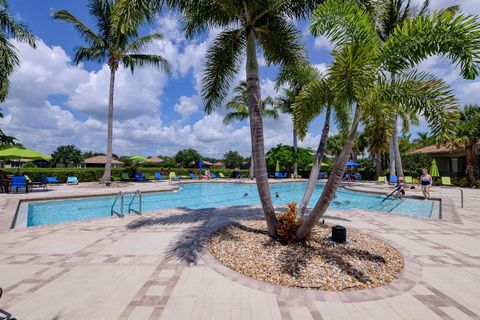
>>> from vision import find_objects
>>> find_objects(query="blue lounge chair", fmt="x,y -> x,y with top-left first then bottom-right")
47,177 -> 59,183
317,172 -> 327,179
135,172 -> 147,182
354,173 -> 361,181
154,172 -> 163,181
274,172 -> 282,179
189,172 -> 199,179
11,176 -> 27,193
210,173 -> 218,179
234,172 -> 243,179
67,176 -> 79,185
283,172 -> 289,178
390,175 -> 398,184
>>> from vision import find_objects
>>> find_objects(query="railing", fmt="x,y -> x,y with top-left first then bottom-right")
111,190 -> 142,217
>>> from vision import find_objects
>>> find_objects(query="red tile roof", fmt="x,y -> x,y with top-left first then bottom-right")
84,156 -> 123,164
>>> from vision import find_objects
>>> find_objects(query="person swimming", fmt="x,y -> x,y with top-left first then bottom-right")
243,193 -> 248,197
275,192 -> 280,198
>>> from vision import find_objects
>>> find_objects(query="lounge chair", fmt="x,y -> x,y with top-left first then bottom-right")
405,176 -> 413,184
283,172 -> 289,178
389,175 -> 398,184
189,172 -> 199,179
376,176 -> 386,184
274,172 -> 282,179
121,173 -> 131,181
11,176 -> 27,193
441,176 -> 454,186
235,172 -> 244,179
47,177 -> 59,184
354,173 -> 361,181
219,173 -> 225,178
154,172 -> 163,181
168,172 -> 179,181
67,176 -> 79,185
210,173 -> 218,179
135,172 -> 147,182
317,172 -> 327,179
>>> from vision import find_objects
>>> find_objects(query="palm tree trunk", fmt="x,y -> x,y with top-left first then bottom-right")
466,142 -> 476,187
375,153 -> 382,178
299,106 -> 331,216
389,132 -> 396,178
296,106 -> 363,240
102,67 -> 115,183
392,115 -> 404,177
246,30 -> 277,237
293,128 -> 298,178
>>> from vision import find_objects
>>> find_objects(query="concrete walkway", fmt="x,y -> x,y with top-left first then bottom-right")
0,185 -> 479,319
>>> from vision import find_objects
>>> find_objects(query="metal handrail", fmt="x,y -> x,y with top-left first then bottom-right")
111,192 -> 124,217
127,190 -> 142,214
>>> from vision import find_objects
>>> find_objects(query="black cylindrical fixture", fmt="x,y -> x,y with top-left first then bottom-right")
332,225 -> 346,243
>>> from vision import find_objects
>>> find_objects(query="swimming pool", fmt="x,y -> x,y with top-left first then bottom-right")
22,182 -> 438,227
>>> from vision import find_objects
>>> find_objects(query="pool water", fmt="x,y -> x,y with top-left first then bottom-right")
25,182 -> 437,227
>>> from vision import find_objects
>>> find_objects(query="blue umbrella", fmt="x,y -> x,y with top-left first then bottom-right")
199,159 -> 203,172
346,161 -> 360,167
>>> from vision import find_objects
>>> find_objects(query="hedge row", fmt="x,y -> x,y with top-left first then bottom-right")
1,168 -> 251,182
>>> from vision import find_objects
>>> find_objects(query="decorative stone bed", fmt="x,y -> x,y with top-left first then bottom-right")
208,220 -> 404,291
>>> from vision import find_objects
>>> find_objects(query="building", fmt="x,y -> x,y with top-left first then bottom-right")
79,156 -> 124,168
413,143 -> 470,177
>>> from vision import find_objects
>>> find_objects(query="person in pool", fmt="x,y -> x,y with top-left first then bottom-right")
420,168 -> 433,199
394,177 -> 406,198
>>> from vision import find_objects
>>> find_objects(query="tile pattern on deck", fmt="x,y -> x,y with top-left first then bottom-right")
0,187 -> 479,319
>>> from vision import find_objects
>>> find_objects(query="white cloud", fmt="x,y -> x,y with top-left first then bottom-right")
174,95 -> 201,118
313,36 -> 333,51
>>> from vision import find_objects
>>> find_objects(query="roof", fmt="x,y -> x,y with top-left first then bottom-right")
140,157 -> 165,164
83,156 -> 123,164
413,144 -> 454,154
214,161 -> 224,166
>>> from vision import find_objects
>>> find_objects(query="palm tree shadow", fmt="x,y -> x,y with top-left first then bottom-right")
125,206 -> 264,265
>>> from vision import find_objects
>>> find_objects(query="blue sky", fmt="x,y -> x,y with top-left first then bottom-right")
1,0 -> 479,158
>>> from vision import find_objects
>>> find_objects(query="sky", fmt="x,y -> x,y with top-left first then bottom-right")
0,0 -> 479,158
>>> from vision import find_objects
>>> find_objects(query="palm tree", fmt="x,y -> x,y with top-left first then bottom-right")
223,81 -> 279,179
375,0 -> 479,179
295,0 -> 462,240
53,0 -> 171,183
455,105 -> 480,186
158,0 -> 322,238
0,0 -> 36,102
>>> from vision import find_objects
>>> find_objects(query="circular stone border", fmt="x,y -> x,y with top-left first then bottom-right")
201,221 -> 422,302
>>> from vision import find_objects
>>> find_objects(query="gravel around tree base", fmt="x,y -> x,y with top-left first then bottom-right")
208,220 -> 404,291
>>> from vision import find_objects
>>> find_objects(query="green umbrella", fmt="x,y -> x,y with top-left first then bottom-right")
307,162 -> 329,167
129,155 -> 148,161
0,147 -> 50,172
430,159 -> 440,177
275,160 -> 280,172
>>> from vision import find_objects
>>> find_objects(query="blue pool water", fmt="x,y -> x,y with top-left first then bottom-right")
25,183 -> 437,227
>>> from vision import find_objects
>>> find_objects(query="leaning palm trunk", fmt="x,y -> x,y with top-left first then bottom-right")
299,106 -> 331,216
296,106 -> 363,240
246,31 -> 277,237
466,142 -> 476,187
375,153 -> 382,178
102,66 -> 116,183
249,151 -> 254,179
293,129 -> 298,177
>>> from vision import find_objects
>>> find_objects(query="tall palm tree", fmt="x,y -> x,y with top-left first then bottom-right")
157,0 -> 322,238
53,0 -> 171,183
223,81 -> 279,179
295,0 -> 463,240
455,105 -> 480,186
0,0 -> 36,102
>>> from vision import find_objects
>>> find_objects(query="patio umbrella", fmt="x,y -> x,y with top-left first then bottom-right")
275,160 -> 280,172
0,147 -> 50,172
430,159 -> 440,177
307,162 -> 330,167
346,161 -> 360,167
199,159 -> 203,172
129,155 -> 148,161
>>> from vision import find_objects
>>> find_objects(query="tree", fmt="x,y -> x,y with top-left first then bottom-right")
0,0 -> 36,102
53,0 -> 171,183
174,149 -> 201,168
295,0 -> 461,240
455,105 -> 480,186
265,144 -> 314,172
223,150 -> 244,169
160,0 -> 323,238
50,145 -> 83,167
375,0 -> 480,178
223,81 -> 279,178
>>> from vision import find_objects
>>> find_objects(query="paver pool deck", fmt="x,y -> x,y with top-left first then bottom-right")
0,181 -> 479,319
